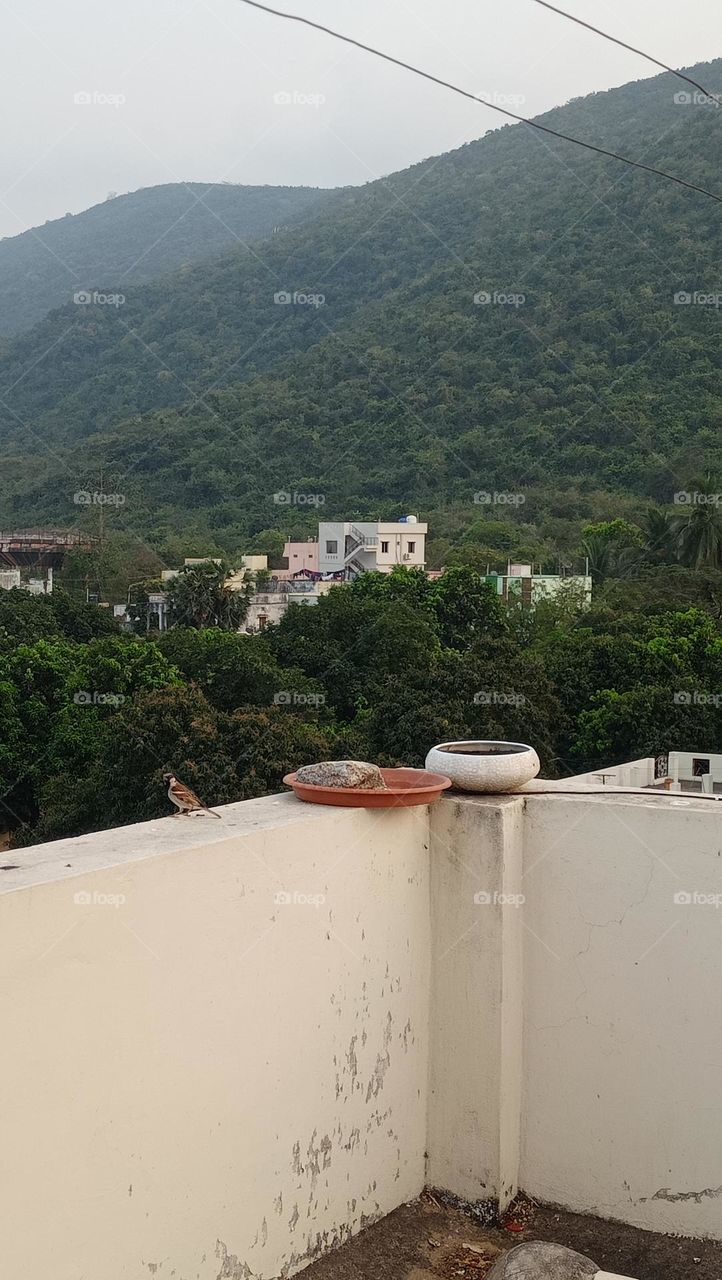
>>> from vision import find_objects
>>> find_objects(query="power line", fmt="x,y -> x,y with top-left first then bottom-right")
531,0 -> 719,103
236,0 -> 722,206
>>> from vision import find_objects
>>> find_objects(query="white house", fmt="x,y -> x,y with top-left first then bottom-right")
318,517 -> 427,578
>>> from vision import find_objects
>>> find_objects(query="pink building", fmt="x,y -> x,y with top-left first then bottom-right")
282,539 -> 319,574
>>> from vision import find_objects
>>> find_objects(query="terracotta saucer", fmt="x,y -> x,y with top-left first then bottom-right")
283,766 -> 452,808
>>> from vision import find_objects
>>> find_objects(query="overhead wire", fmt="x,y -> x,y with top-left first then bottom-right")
235,0 -> 722,205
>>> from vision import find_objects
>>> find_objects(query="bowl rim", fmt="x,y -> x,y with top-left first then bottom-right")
284,766 -> 453,796
428,740 -> 537,758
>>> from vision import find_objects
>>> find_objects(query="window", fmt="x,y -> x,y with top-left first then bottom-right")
326,540 -> 338,555
380,540 -> 389,554
693,758 -> 710,776
407,540 -> 416,553
257,614 -> 268,630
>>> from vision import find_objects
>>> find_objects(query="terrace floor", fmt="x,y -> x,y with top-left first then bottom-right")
299,1193 -> 722,1280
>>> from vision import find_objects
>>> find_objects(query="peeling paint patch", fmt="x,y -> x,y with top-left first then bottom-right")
215,1240 -> 254,1280
273,1192 -> 283,1216
646,1185 -> 722,1204
289,1203 -> 299,1231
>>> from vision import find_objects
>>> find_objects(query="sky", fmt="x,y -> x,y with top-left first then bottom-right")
0,0 -> 718,237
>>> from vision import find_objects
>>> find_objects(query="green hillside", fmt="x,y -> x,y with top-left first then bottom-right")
0,182 -> 332,336
0,62 -> 720,558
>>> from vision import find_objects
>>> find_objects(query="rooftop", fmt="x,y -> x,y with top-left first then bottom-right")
1,783 -> 720,1278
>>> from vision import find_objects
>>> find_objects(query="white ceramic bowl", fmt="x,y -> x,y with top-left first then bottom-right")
424,740 -> 540,793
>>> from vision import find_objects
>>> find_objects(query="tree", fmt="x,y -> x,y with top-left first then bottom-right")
580,520 -> 644,584
167,562 -> 250,630
671,477 -> 722,570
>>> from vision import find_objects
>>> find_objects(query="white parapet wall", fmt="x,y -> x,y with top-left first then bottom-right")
427,790 -> 722,1241
2,786 -> 722,1279
0,796 -> 430,1280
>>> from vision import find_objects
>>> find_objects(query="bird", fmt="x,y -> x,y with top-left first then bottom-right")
163,772 -> 221,818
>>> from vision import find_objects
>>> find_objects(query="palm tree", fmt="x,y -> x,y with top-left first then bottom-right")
643,507 -> 677,565
671,476 -> 722,569
168,561 -> 250,630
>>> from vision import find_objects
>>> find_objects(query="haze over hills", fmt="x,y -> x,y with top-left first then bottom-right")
0,60 -> 720,558
0,182 -> 334,336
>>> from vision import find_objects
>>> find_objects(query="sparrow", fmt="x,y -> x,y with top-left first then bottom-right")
163,772 -> 221,818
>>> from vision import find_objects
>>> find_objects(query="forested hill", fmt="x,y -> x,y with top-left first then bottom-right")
0,182 -> 333,335
0,60 -> 720,551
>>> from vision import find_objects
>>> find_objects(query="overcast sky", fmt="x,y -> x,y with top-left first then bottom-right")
0,0 -> 718,237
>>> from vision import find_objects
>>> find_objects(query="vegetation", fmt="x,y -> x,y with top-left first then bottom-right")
0,62 -> 720,563
0,182 -> 332,336
2,567 -> 722,846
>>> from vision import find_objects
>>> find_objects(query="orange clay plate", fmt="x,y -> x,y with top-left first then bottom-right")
283,767 -> 452,808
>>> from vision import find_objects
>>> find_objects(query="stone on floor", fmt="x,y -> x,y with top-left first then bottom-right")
487,1241 -> 598,1279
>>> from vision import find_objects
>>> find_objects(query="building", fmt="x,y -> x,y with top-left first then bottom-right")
245,574 -> 335,632
282,539 -> 319,573
485,562 -> 592,607
318,517 -> 427,578
571,750 -> 722,794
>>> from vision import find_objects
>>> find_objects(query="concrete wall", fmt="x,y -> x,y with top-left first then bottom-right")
521,793 -> 722,1239
427,796 -> 523,1207
0,796 -> 430,1280
425,791 -> 722,1240
3,787 -> 722,1278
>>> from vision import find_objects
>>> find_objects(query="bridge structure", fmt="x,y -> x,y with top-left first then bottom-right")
0,529 -> 96,592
